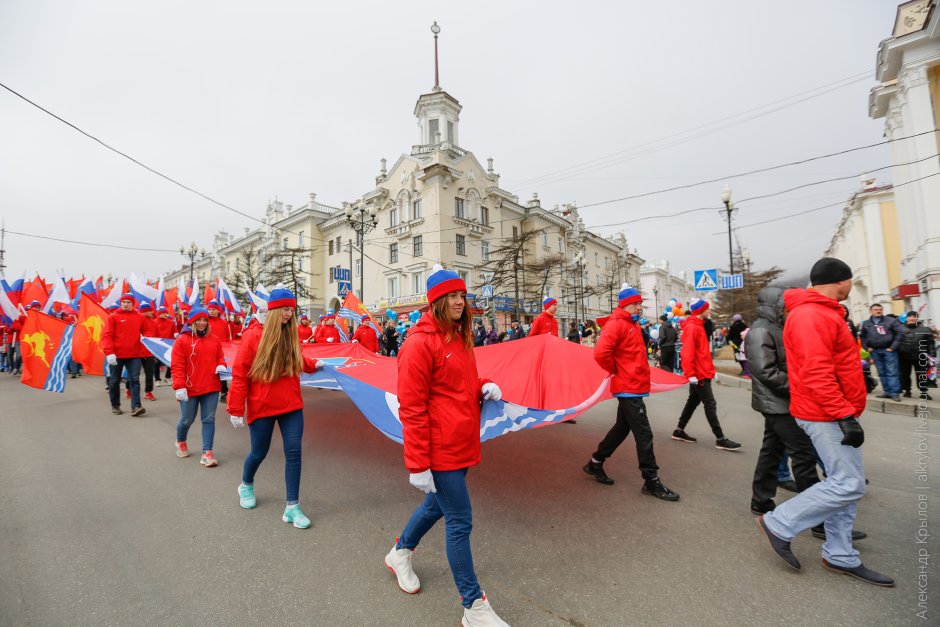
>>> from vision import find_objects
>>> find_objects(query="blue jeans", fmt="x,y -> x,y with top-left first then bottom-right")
108,357 -> 141,408
777,451 -> 792,482
764,419 -> 865,568
870,349 -> 900,396
176,392 -> 219,452
242,409 -> 304,504
397,468 -> 482,608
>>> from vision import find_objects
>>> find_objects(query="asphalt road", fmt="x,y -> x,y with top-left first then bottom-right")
0,372 -> 936,626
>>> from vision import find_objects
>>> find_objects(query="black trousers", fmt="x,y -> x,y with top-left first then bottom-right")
677,379 -> 724,438
142,356 -> 155,393
659,347 -> 675,372
751,413 -> 820,506
899,354 -> 929,394
592,397 -> 660,481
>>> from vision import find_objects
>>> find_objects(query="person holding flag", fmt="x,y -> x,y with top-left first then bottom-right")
138,301 -> 159,401
154,307 -> 177,386
227,286 -> 323,529
297,315 -> 314,343
314,314 -> 341,343
528,297 -> 559,337
206,300 -> 232,401
102,294 -> 147,416
352,319 -> 380,353
171,307 -> 226,467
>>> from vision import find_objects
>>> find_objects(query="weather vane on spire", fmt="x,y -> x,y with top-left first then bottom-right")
431,21 -> 441,92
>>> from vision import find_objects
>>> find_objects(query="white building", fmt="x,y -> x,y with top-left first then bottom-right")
639,261 -> 695,316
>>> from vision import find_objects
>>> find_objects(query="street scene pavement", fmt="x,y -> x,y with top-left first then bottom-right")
1,372 -> 934,626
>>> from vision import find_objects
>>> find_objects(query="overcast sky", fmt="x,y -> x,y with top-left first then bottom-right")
0,0 -> 900,285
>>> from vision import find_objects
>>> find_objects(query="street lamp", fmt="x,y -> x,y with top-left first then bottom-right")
721,184 -> 736,314
653,285 -> 659,317
574,251 -> 586,331
345,201 -> 379,302
179,241 -> 206,283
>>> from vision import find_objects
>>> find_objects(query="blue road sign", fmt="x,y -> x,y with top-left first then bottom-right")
338,281 -> 352,297
720,273 -> 744,290
694,269 -> 719,292
481,285 -> 494,298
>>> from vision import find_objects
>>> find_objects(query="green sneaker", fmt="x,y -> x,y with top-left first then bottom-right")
282,504 -> 311,529
238,483 -> 256,509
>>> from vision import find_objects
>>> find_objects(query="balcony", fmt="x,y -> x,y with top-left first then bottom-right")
453,216 -> 493,238
385,217 -> 425,239
411,142 -> 468,160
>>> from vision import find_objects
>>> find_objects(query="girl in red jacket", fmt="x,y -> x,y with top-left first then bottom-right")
227,287 -> 321,529
171,307 -> 226,466
383,265 -> 509,627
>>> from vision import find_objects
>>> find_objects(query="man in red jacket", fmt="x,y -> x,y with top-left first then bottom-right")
757,258 -> 893,586
352,319 -> 380,353
206,300 -> 232,401
583,285 -> 679,501
153,307 -> 177,387
528,297 -> 559,337
138,301 -> 159,401
672,299 -> 741,451
102,293 -> 147,416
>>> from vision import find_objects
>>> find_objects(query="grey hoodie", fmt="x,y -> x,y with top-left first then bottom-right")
744,287 -> 790,415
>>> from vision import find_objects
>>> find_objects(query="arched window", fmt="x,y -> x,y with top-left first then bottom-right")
467,189 -> 481,222
397,190 -> 411,224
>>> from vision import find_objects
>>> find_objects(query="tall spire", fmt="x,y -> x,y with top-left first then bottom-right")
431,21 -> 441,92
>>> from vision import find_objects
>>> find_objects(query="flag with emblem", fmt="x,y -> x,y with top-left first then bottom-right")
19,309 -> 74,393
73,293 -> 108,376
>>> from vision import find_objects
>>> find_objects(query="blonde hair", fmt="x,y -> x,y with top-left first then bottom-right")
430,294 -> 473,351
248,307 -> 303,383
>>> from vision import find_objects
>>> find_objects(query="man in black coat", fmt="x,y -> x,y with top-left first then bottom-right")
898,311 -> 935,400
859,304 -> 903,401
657,314 -> 678,372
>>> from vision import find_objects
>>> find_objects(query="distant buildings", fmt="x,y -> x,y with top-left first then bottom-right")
639,261 -> 695,316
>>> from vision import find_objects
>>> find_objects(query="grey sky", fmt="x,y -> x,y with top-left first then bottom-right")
0,0 -> 899,284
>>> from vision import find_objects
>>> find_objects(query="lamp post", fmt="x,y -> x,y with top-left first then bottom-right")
179,241 -> 206,283
574,251 -> 586,331
721,184 -> 736,314
653,285 -> 659,317
345,202 -> 378,303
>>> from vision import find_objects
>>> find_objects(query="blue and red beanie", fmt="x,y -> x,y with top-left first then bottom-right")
689,298 -> 710,315
267,286 -> 296,310
139,301 -> 153,312
206,299 -> 223,313
618,284 -> 642,307
543,297 -> 557,310
26,300 -> 41,310
157,306 -> 168,315
120,293 -> 136,305
187,307 -> 209,324
426,264 -> 466,303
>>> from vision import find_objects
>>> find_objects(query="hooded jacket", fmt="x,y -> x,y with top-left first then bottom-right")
594,307 -> 650,395
783,289 -> 866,421
170,327 -> 226,397
679,315 -> 716,380
658,321 -> 678,349
397,313 -> 489,473
528,311 -> 559,337
207,315 -> 232,343
297,323 -> 314,343
744,287 -> 790,415
898,322 -> 935,359
314,323 -> 341,344
352,323 -> 380,353
102,309 -> 148,359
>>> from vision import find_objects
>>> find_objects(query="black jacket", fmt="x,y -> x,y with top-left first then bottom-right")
743,287 -> 790,415
898,322 -> 935,358
508,326 -> 526,341
728,320 -> 747,347
859,316 -> 903,351
658,322 -> 678,349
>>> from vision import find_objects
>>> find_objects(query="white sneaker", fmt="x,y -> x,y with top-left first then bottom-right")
384,544 -> 420,594
462,593 -> 510,627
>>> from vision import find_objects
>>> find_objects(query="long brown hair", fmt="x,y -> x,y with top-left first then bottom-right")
248,307 -> 303,383
429,293 -> 473,351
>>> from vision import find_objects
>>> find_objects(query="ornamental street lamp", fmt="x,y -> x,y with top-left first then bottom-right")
721,184 -> 736,315
179,241 -> 206,283
345,202 -> 378,302
574,251 -> 586,331
653,285 -> 659,317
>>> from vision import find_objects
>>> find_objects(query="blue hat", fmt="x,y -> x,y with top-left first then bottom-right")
26,299 -> 41,310
139,301 -> 152,311
267,285 -> 296,310
543,297 -> 557,310
618,283 -> 642,307
426,264 -> 466,303
690,298 -> 709,315
187,307 -> 209,323
206,299 -> 223,312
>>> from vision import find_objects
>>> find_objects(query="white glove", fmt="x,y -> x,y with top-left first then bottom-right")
106,354 -> 118,366
688,376 -> 699,384
230,414 -> 245,429
215,365 -> 227,375
352,339 -> 359,343
714,373 -> 720,381
326,337 -> 334,343
175,388 -> 189,402
409,470 -> 436,493
481,382 -> 502,401
315,360 -> 326,370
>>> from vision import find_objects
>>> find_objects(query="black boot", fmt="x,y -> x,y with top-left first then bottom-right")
583,461 -> 614,485
642,477 -> 679,501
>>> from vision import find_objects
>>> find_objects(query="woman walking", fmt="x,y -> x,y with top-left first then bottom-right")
171,307 -> 226,466
383,265 -> 510,627
227,287 -> 322,529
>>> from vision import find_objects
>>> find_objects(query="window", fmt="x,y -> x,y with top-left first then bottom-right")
458,270 -> 470,286
412,272 -> 423,295
542,232 -> 548,247
512,226 -> 519,238
456,234 -> 466,256
390,243 -> 398,264
480,205 -> 489,225
455,197 -> 465,219
447,120 -> 454,143
283,237 -> 289,249
595,252 -> 599,266
299,257 -> 305,272
355,258 -> 361,277
413,235 -> 423,257
413,198 -> 422,219
299,231 -> 305,248
329,240 -> 334,255
481,240 -> 489,261
429,118 -> 439,143
387,276 -> 399,298
328,267 -> 334,284
558,237 -> 563,253
336,237 -> 342,251
225,262 -> 230,275
390,203 -> 400,227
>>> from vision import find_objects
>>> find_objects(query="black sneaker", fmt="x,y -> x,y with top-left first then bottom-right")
671,429 -> 697,443
111,406 -> 124,415
778,480 -> 798,493
582,461 -> 614,485
642,478 -> 679,501
751,499 -> 776,515
890,395 -> 901,402
131,406 -> 146,417
756,516 -> 801,570
811,525 -> 867,541
221,392 -> 228,403
903,390 -> 912,398
716,437 -> 742,451
876,393 -> 891,399
821,559 -> 894,587
922,392 -> 934,401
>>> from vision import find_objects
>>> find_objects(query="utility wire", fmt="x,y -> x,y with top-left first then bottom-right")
5,229 -> 180,253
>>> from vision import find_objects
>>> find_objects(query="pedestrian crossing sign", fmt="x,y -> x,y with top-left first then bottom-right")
694,269 -> 719,292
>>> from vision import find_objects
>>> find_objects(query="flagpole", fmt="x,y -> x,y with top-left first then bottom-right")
0,218 -> 6,274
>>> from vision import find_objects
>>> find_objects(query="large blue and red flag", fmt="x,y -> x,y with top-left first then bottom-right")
19,309 -> 74,393
73,293 -> 108,376
215,278 -> 243,314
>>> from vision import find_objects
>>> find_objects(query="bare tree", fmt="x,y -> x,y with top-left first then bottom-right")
478,227 -> 546,320
228,248 -> 268,302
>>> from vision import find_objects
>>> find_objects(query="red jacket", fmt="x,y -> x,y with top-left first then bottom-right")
228,320 -> 243,340
227,324 -> 317,423
102,310 -> 148,359
208,316 -> 231,343
528,311 -> 558,337
139,316 -> 158,357
352,324 -> 380,353
314,324 -> 341,344
783,289 -> 867,421
595,307 -> 650,395
11,315 -> 25,343
155,317 -> 177,339
170,329 -> 225,396
679,315 -> 716,380
398,313 -> 489,473
297,324 -> 314,343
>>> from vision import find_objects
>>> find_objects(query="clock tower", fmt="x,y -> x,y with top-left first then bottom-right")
414,21 -> 462,148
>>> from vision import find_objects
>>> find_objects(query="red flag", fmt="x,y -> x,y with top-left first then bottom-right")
21,278 -> 50,308
164,287 -> 179,311
342,291 -> 382,336
66,278 -> 84,299
20,309 -> 72,392
73,293 -> 108,376
203,282 -> 215,306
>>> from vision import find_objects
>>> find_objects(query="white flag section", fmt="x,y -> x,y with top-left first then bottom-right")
156,276 -> 166,308
216,277 -> 243,314
130,273 -> 160,302
100,278 -> 124,308
0,286 -> 19,320
41,277 -> 72,314
187,276 -> 200,307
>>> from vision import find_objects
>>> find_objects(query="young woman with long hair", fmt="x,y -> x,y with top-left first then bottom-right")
227,287 -> 322,529
383,265 -> 510,627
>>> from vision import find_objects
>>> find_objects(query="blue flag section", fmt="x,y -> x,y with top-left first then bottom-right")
44,323 -> 74,393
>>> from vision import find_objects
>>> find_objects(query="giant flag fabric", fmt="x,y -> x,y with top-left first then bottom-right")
73,293 -> 108,376
19,309 -> 74,393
